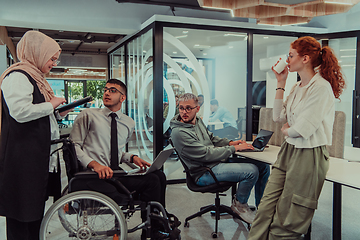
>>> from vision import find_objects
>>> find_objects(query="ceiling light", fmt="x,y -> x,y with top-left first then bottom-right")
173,51 -> 177,54
340,49 -> 356,51
280,21 -> 309,26
194,44 -> 211,49
175,35 -> 187,39
229,46 -> 234,49
324,1 -> 354,5
263,36 -> 269,39
202,6 -> 234,17
291,21 -> 309,25
203,6 -> 231,11
340,55 -> 356,58
257,23 -> 279,26
230,9 -> 234,17
224,33 -> 247,37
182,31 -> 188,34
203,53 -> 207,56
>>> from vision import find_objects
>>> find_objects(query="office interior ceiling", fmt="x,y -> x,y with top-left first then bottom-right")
6,27 -> 125,55
3,0 -> 360,57
198,0 -> 360,25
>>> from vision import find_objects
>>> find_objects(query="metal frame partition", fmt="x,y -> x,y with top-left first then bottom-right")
107,19 -> 360,240
107,19 -> 308,177
312,31 -> 360,240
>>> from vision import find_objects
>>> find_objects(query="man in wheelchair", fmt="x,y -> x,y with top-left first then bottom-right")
66,79 -> 180,239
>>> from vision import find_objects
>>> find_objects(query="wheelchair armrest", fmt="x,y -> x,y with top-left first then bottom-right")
112,170 -> 128,177
73,171 -> 101,179
73,170 -> 127,179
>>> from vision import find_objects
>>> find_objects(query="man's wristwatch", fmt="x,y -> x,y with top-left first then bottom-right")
130,154 -> 138,163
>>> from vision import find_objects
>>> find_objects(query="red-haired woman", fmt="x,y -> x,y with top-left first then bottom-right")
248,36 -> 345,240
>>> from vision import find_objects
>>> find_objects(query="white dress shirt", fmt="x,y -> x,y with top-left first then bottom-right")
70,107 -> 135,168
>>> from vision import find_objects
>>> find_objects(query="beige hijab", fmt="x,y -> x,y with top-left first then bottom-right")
0,30 -> 61,102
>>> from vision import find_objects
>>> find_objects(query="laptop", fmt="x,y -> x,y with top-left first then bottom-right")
242,129 -> 274,152
126,148 -> 174,176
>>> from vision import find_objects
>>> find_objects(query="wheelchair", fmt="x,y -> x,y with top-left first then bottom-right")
40,135 -> 180,240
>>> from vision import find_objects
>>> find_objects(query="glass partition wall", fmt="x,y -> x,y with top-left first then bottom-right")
108,20 -> 360,181
162,27 -> 248,179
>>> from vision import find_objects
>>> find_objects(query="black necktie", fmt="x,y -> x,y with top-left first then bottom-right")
110,112 -> 119,170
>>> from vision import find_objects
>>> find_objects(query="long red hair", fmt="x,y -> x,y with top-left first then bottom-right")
291,36 -> 345,99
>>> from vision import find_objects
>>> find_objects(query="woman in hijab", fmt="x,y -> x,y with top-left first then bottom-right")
0,30 -> 70,240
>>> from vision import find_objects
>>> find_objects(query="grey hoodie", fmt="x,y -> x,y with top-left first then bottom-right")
170,114 -> 236,182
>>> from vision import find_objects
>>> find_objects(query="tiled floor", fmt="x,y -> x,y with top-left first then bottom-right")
1,163 -> 360,239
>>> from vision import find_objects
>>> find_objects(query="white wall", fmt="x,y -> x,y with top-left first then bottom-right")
263,39 -> 298,108
207,40 -> 248,120
329,38 -> 357,147
0,45 -> 7,75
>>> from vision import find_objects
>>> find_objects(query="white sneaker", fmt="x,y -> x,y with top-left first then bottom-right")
231,198 -> 256,224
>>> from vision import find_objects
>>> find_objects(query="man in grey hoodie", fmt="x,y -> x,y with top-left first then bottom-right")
170,93 -> 270,224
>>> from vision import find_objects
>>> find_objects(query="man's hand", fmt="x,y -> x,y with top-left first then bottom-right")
281,122 -> 290,136
132,155 -> 151,170
59,108 -> 74,117
229,140 -> 246,146
234,142 -> 254,152
88,161 -> 113,179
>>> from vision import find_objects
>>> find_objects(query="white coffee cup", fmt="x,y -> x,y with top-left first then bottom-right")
273,58 -> 287,74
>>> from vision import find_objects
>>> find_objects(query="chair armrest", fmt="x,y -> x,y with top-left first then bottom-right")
187,166 -> 220,185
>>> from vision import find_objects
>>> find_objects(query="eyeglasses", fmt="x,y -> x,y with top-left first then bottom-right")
50,58 -> 60,65
178,106 -> 198,113
102,87 -> 124,95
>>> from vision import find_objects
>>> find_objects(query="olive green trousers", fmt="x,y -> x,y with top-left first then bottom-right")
248,142 -> 329,240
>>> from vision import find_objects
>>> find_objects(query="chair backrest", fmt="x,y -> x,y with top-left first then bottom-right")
258,108 -> 286,146
258,108 -> 346,158
327,111 -> 346,158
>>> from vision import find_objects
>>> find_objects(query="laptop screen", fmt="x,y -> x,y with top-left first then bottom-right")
252,129 -> 274,150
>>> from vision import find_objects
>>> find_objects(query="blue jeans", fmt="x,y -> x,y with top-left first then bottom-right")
229,157 -> 271,206
197,158 -> 270,206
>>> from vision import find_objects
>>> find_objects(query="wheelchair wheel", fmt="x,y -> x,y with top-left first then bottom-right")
40,191 -> 127,240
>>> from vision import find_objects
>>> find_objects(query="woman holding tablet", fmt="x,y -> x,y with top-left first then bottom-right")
0,30 -> 71,240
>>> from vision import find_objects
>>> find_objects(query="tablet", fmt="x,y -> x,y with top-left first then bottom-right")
56,96 -> 93,113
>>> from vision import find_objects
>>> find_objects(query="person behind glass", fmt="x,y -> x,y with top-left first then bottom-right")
170,93 -> 270,224
248,36 -> 345,240
197,94 -> 204,119
208,99 -> 238,139
70,79 -> 176,239
0,30 -> 70,240
163,94 -> 179,119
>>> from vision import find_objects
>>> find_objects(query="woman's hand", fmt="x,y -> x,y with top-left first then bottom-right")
271,65 -> 289,88
281,122 -> 290,136
50,97 -> 66,109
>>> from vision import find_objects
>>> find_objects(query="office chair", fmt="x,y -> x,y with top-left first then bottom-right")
169,139 -> 250,238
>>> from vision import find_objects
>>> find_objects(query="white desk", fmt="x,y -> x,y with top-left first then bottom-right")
235,144 -> 360,240
207,122 -> 224,131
